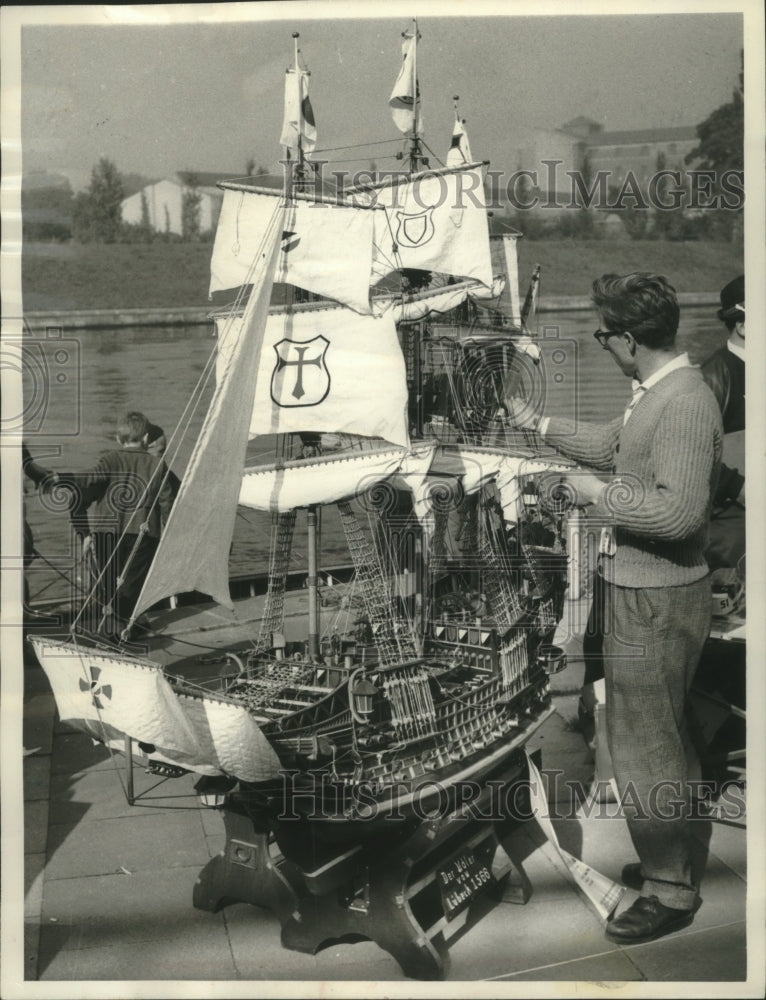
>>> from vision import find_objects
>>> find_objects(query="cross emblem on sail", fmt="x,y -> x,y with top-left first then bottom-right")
271,336 -> 330,406
78,665 -> 112,710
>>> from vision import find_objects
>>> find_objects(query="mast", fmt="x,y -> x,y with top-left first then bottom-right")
291,32 -> 309,195
400,18 -> 426,650
284,32 -> 320,660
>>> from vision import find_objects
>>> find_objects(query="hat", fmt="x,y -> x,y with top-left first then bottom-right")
717,275 -> 745,321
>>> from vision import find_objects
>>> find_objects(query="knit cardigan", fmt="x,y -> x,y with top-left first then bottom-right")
544,367 -> 723,588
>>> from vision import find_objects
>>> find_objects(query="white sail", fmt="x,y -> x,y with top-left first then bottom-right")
346,163 -> 493,290
133,201 -> 284,617
384,276 -> 505,323
31,638 -> 282,781
411,446 -> 573,524
209,188 -> 376,315
239,444 -> 436,513
216,304 -> 410,449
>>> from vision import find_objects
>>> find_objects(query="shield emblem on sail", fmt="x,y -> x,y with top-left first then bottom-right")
396,208 -> 435,248
271,336 -> 330,408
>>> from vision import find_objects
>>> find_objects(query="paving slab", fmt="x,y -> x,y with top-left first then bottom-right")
39,866 -> 226,960
49,766 -> 200,825
693,813 -> 747,881
496,946 -> 644,982
25,799 -> 49,855
221,900 -> 322,980
50,731 -> 115,775
312,940 -> 403,979
528,704 -> 595,805
25,852 -> 46,919
44,811 -> 209,880
24,852 -> 47,982
198,803 -> 226,841
38,929 -> 238,981
441,826 -> 616,979
684,855 -> 747,932
621,919 -> 747,982
23,755 -> 51,802
23,691 -> 56,756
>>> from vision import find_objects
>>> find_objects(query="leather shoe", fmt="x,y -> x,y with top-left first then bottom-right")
606,895 -> 699,944
621,862 -> 644,891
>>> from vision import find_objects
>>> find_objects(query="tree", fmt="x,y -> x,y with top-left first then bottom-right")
22,179 -> 74,241
181,173 -> 202,241
686,52 -> 743,176
139,190 -> 153,242
72,157 -> 124,242
246,158 -> 269,178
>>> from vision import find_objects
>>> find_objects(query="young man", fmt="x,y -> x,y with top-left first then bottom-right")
507,273 -> 722,943
67,411 -> 174,639
144,422 -> 181,500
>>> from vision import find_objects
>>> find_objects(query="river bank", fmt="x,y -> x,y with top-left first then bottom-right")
21,291 -> 722,332
21,238 -> 742,315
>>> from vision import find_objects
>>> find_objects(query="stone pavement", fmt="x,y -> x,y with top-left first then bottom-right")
18,600 -> 752,991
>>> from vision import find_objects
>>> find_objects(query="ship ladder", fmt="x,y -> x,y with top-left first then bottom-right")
254,510 -> 297,655
337,500 -> 418,666
479,532 -> 523,633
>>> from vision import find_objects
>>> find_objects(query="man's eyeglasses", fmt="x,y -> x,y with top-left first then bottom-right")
593,328 -> 624,349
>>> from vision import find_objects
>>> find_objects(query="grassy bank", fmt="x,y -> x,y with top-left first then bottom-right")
21,238 -> 743,312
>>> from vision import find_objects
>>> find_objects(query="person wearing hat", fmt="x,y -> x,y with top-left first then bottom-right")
700,275 -> 745,570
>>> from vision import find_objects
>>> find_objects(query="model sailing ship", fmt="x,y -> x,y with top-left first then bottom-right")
30,24 -> 576,831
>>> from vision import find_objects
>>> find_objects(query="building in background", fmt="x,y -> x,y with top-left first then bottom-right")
121,171 -> 227,236
518,117 -> 698,209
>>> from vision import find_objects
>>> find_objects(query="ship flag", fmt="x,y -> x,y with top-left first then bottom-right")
280,51 -> 317,154
389,30 -> 422,135
446,117 -> 472,167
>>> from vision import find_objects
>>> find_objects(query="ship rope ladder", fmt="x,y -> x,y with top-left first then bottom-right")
336,500 -> 418,665
478,530 -> 523,632
254,510 -> 297,654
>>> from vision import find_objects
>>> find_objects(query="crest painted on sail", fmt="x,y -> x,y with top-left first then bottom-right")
396,208 -> 435,248
271,336 -> 330,407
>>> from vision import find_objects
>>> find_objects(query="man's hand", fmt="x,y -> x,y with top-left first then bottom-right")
560,472 -> 607,507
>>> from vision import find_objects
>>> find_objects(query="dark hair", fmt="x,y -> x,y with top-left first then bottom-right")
591,273 -> 679,349
717,274 -> 744,331
144,422 -> 165,446
116,411 -> 149,444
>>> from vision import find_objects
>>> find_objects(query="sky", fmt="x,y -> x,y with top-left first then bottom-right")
12,3 -> 746,192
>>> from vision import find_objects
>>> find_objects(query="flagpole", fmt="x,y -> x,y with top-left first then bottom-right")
292,32 -> 308,194
408,18 -> 422,174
